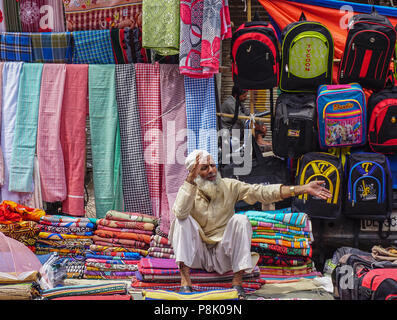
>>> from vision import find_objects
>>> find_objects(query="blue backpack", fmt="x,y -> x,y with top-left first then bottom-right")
317,83 -> 366,149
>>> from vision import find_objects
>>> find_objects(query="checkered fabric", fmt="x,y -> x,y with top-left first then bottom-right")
0,32 -> 32,62
115,64 -> 152,215
31,32 -> 73,63
135,63 -> 162,218
184,76 -> 218,163
72,30 -> 115,64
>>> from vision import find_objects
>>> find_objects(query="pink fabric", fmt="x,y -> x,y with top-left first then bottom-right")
37,64 -> 67,203
135,63 -> 162,219
60,64 -> 88,216
20,0 -> 65,32
96,224 -> 153,236
0,62 -> 4,187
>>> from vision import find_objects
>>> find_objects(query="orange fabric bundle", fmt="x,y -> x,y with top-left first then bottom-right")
94,229 -> 152,244
0,200 -> 45,224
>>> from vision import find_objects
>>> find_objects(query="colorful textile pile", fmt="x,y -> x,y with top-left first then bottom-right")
131,257 -> 262,293
0,220 -> 39,251
142,288 -> 238,300
0,200 -> 45,224
237,209 -> 321,283
148,234 -> 175,260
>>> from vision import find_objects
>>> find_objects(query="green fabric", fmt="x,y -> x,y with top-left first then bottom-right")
9,63 -> 43,193
4,0 -> 21,32
142,0 -> 180,56
88,65 -> 123,219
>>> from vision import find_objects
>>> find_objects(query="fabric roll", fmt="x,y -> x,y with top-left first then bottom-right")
0,62 -> 4,186
73,30 -> 115,64
3,0 -> 21,32
8,63 -> 43,193
159,64 -> 187,235
60,64 -> 88,216
88,64 -> 123,219
31,32 -> 73,63
37,63 -> 67,203
0,32 -> 32,62
0,1 -> 6,32
135,63 -> 162,218
142,0 -> 180,56
184,76 -> 218,163
115,64 -> 152,215
1,62 -> 32,204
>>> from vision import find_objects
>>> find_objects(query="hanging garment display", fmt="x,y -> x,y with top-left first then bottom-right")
159,64 -> 187,235
115,64 -> 152,215
60,64 -> 88,217
31,32 -> 73,63
9,63 -> 43,193
184,76 -> 218,163
63,0 -> 142,31
3,0 -> 21,32
1,62 -> 31,204
19,0 -> 44,32
72,30 -> 115,64
0,62 -> 4,186
142,0 -> 180,56
88,64 -> 123,219
110,29 -> 130,64
0,32 -> 32,62
0,0 -> 6,32
26,156 -> 43,210
135,63 -> 162,219
37,63 -> 67,203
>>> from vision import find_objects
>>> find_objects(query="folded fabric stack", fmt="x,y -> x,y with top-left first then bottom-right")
0,271 -> 42,300
131,257 -> 262,293
148,234 -> 175,259
34,215 -> 97,279
237,209 -> 321,284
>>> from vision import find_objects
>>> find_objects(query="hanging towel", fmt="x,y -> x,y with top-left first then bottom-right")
37,63 -> 67,203
60,64 -> 88,217
110,29 -> 129,64
1,62 -> 32,204
3,0 -> 21,32
0,62 -> 4,186
184,76 -> 218,163
9,63 -> 43,193
142,0 -> 180,56
72,30 -> 115,64
0,0 -> 6,32
115,64 -> 152,216
159,64 -> 187,235
88,64 -> 123,219
135,63 -> 162,219
31,32 -> 73,63
0,32 -> 32,62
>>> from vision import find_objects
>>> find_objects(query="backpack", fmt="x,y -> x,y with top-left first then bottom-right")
344,152 -> 392,221
279,15 -> 334,92
357,268 -> 397,300
367,85 -> 397,154
231,21 -> 280,90
272,93 -> 318,158
292,152 -> 343,219
317,83 -> 366,149
338,8 -> 397,91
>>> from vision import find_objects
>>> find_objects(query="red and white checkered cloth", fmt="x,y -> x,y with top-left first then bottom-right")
135,63 -> 162,218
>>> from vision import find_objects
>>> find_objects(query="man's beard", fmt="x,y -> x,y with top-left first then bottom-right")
194,172 -> 222,200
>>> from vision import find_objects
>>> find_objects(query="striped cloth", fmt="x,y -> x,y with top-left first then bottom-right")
31,32 -> 73,63
184,76 -> 218,163
8,63 -> 43,193
72,30 -> 115,64
3,0 -> 21,32
115,64 -> 152,215
37,64 -> 67,202
88,64 -> 123,218
110,29 -> 130,64
142,289 -> 238,300
135,63 -> 162,218
0,32 -> 32,61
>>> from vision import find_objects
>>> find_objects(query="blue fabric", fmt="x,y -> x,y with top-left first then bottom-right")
0,32 -> 32,62
31,32 -> 73,63
73,30 -> 115,64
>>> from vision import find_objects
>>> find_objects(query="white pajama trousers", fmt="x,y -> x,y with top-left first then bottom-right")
170,214 -> 257,275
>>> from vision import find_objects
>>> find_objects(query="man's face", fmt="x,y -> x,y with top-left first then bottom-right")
198,155 -> 218,182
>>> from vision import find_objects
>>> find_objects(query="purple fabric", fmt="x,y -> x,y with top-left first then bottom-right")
139,257 -> 178,270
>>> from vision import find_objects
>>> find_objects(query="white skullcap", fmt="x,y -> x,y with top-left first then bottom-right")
185,149 -> 212,171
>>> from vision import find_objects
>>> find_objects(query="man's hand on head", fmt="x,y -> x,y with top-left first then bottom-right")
186,154 -> 202,185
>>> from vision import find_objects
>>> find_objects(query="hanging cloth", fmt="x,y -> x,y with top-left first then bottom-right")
3,0 -> 21,32
0,0 -> 6,32
60,64 -> 88,217
25,156 -> 43,210
0,62 -> 4,186
19,0 -> 44,32
31,32 -> 73,63
110,29 -> 129,64
115,64 -> 152,216
135,63 -> 162,219
159,64 -> 187,235
45,0 -> 66,32
9,63 -> 43,193
0,32 -> 33,62
184,76 -> 218,163
88,64 -> 123,219
142,0 -> 180,56
37,63 -> 67,203
1,62 -> 31,204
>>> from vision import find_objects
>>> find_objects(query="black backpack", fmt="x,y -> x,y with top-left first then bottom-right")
338,8 -> 397,90
272,93 -> 318,159
343,152 -> 392,221
292,152 -> 343,219
231,21 -> 280,90
279,14 -> 334,92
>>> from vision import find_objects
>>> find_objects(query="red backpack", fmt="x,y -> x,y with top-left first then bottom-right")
358,268 -> 397,300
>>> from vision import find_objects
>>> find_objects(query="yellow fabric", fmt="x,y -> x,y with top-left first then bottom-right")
172,179 -> 282,244
142,288 -> 239,300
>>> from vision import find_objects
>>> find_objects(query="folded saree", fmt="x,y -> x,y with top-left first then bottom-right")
93,235 -> 148,249
39,220 -> 95,229
38,224 -> 94,236
105,210 -> 158,225
96,218 -> 154,231
252,232 -> 309,242
148,252 -> 176,259
252,243 -> 312,257
238,210 -> 308,228
36,238 -> 92,249
85,252 -> 141,261
94,229 -> 151,244
148,247 -> 174,254
86,265 -> 138,272
89,244 -> 148,256
86,258 -> 140,265
149,241 -> 172,249
96,224 -> 153,236
251,238 -> 310,249
38,232 -> 92,240
84,270 -> 135,278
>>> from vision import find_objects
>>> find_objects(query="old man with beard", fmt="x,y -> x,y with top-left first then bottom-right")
169,150 -> 331,299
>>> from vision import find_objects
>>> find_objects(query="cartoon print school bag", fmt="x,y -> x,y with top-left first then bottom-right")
317,83 -> 366,149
